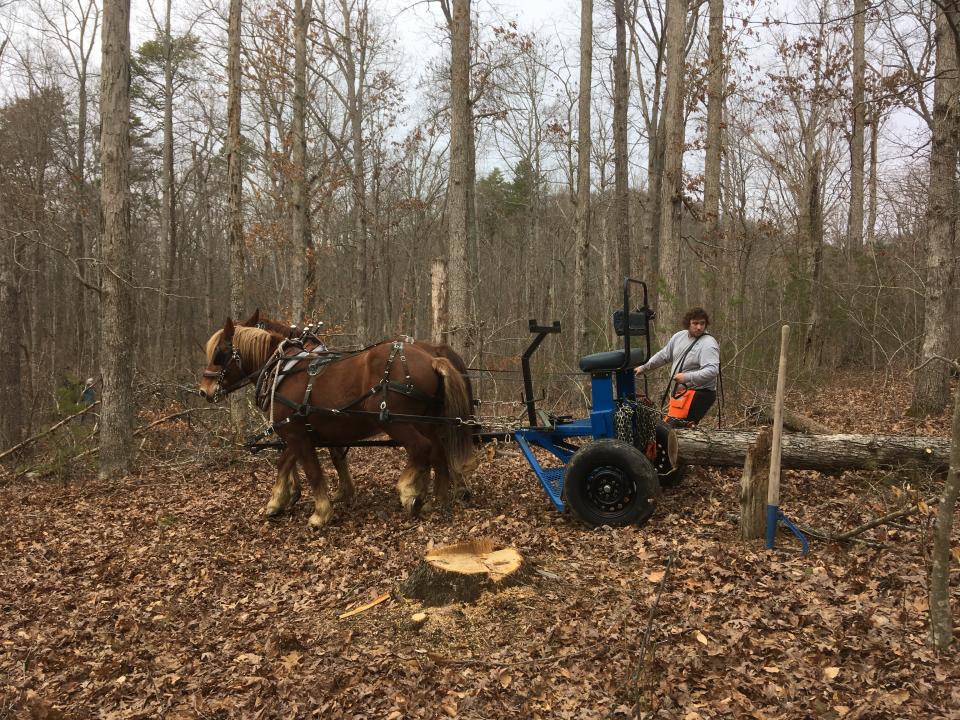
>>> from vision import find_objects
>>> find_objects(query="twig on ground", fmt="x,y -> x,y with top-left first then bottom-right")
795,496 -> 939,546
633,550 -> 676,720
835,497 -> 939,540
794,523 -> 886,548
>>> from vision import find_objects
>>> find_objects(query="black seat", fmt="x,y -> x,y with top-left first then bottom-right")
579,347 -> 647,373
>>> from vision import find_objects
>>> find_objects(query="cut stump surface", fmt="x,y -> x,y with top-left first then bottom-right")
400,539 -> 527,606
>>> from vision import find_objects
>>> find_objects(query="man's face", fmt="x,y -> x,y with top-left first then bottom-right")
688,319 -> 707,337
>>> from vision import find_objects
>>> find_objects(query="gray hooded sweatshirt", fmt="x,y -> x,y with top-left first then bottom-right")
638,330 -> 720,390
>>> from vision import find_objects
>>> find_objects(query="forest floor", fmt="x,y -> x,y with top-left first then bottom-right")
1,373 -> 959,719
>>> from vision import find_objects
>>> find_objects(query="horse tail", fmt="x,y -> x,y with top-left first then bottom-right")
432,344 -> 475,413
431,356 -> 476,475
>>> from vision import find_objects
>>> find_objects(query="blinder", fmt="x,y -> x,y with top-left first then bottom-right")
204,341 -> 243,401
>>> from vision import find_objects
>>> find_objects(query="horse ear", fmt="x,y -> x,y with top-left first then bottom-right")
223,318 -> 235,340
241,308 -> 260,327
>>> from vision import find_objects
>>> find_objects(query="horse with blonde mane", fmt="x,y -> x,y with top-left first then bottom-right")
199,318 -> 475,527
237,310 -> 477,518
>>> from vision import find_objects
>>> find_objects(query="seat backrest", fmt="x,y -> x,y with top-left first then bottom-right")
613,308 -> 650,337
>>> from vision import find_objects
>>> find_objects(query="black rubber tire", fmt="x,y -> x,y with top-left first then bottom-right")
563,439 -> 660,528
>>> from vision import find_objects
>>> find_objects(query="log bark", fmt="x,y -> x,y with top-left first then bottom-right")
400,539 -> 526,606
676,429 -> 950,473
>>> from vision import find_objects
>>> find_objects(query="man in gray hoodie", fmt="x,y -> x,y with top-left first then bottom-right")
634,307 -> 719,425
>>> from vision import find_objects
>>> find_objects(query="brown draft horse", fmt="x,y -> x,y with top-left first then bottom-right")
239,311 -> 477,518
199,318 -> 475,528
234,311 -> 354,517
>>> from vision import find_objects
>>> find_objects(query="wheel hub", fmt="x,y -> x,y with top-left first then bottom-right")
585,466 -> 637,513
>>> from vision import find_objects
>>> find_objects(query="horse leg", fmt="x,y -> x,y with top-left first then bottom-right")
266,448 -> 300,517
288,434 -> 333,528
385,425 -> 432,516
328,447 -> 355,502
429,441 -> 452,508
430,441 -> 474,505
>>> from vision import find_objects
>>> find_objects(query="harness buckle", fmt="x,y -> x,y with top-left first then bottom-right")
379,400 -> 388,422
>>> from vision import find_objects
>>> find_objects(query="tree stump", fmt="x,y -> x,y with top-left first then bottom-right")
400,539 -> 527,606
740,427 -> 772,540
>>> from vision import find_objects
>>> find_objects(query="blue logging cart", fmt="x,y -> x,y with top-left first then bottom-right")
511,278 -> 680,528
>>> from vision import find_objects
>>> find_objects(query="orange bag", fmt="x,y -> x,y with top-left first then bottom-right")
665,388 -> 695,421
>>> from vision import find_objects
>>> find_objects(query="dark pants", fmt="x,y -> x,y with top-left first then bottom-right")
665,388 -> 716,427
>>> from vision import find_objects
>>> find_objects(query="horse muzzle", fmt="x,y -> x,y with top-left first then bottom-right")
198,382 -> 220,403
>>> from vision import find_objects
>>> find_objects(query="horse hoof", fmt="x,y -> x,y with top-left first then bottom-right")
265,504 -> 283,518
410,496 -> 423,518
331,487 -> 354,503
308,506 -> 333,529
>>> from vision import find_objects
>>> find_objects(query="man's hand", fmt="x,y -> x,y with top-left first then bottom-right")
634,365 -> 646,377
673,372 -> 686,384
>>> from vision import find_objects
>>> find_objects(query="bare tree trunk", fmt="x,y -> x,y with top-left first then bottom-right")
343,0 -> 370,343
573,0 -> 593,360
447,0 -> 472,356
866,109 -> 878,247
466,91 -> 478,357
0,233 -> 22,448
158,0 -> 177,367
613,0 -> 630,282
703,0 -> 724,312
99,0 -> 134,479
290,0 -> 313,322
193,143 -> 215,333
431,257 -> 448,345
645,116 -> 664,311
227,0 -> 244,321
226,0 -> 245,431
627,0 -> 665,307
847,0 -> 865,254
912,4 -> 958,416
73,58 -> 90,373
929,366 -> 960,649
657,0 -> 687,326
802,152 -> 824,370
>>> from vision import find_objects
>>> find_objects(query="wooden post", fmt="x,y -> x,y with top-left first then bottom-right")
431,257 -> 448,346
766,325 -> 790,549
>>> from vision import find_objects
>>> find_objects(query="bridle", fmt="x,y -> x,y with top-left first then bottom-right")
202,340 -> 253,402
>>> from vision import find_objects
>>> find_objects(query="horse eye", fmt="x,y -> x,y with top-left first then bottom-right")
213,349 -> 228,365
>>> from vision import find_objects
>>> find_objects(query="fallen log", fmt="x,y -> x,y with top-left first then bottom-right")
675,429 -> 950,473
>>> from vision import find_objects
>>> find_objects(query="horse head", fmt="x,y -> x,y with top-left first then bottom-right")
199,318 -> 243,402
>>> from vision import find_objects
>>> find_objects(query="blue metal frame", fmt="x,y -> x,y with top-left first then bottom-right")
515,278 -> 653,516
513,365 -> 641,512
